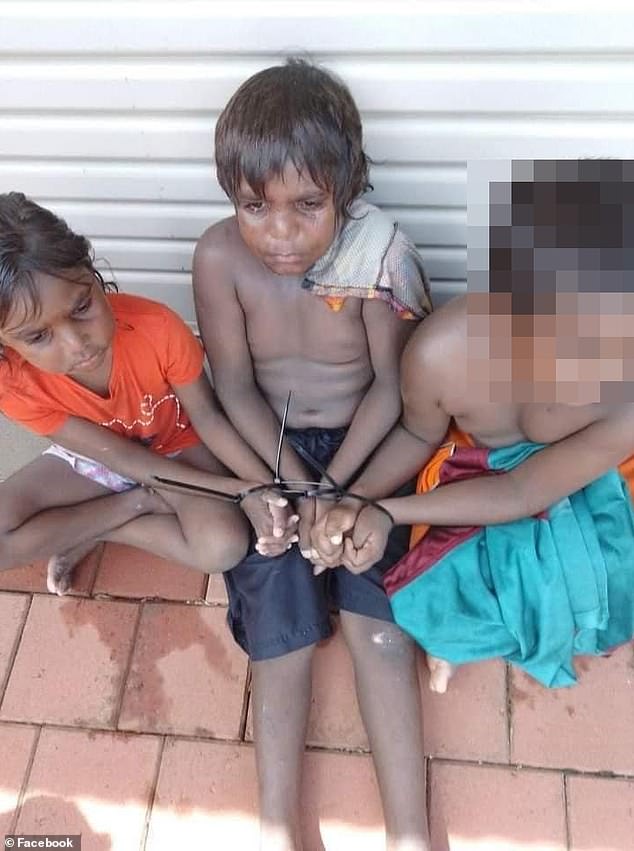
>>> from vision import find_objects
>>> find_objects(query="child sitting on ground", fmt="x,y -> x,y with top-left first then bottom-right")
0,193 -> 290,595
193,58 -> 432,851
313,160 -> 634,693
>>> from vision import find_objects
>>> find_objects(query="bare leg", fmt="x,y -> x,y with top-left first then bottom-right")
48,499 -> 248,594
426,655 -> 455,694
0,456 -> 158,573
98,441 -> 249,572
340,611 -> 430,851
252,645 -> 315,851
1,447 -> 249,593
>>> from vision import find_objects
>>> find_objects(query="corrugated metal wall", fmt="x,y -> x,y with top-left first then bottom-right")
2,2 -> 634,322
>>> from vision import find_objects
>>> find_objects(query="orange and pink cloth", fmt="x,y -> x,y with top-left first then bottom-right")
385,427 -> 634,688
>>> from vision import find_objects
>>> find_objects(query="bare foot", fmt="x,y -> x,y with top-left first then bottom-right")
46,540 -> 97,596
426,654 -> 455,693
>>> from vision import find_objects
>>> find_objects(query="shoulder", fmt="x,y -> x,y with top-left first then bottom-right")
403,296 -> 466,370
108,292 -> 180,325
194,216 -> 247,269
109,293 -> 191,344
399,296 -> 465,401
193,215 -> 258,297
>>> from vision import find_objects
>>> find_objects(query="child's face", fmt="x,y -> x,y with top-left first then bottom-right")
467,291 -> 634,404
234,163 -> 337,277
0,270 -> 115,378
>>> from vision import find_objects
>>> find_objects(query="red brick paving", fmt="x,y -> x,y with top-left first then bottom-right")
567,774 -> 634,851
420,656 -> 509,762
93,542 -> 207,601
16,726 -> 161,850
429,762 -> 567,850
0,722 -> 38,836
0,594 -> 138,727
510,644 -> 634,773
118,602 -> 248,738
0,544 -> 631,849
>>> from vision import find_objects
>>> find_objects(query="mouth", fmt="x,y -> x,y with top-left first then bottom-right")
72,350 -> 103,370
267,253 -> 304,262
264,254 -> 307,274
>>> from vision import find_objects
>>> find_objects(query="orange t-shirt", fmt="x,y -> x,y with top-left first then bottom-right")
0,293 -> 204,455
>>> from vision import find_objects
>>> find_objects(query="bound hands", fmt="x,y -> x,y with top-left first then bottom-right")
238,484 -> 393,570
307,498 -> 394,575
239,485 -> 299,557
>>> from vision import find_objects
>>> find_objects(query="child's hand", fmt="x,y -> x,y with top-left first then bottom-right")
340,504 -> 393,574
240,487 -> 299,556
310,498 -> 361,574
296,496 -> 317,561
296,497 -> 331,571
254,507 -> 300,557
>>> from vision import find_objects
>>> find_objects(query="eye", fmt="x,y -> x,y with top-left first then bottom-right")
242,200 -> 266,214
298,199 -> 324,212
25,329 -> 51,346
72,297 -> 92,316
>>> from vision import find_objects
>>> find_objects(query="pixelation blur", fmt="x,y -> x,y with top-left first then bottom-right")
467,159 -> 634,403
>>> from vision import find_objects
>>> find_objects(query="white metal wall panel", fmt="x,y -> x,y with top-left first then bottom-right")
1,1 -> 634,322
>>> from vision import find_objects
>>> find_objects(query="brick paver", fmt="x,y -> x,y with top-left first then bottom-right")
119,602 -> 248,738
16,727 -> 161,850
0,595 -> 138,727
420,656 -> 509,762
0,592 -> 30,695
0,548 -> 630,848
567,774 -> 634,851
510,643 -> 634,773
0,723 -> 38,836
94,542 -> 207,601
430,761 -> 567,850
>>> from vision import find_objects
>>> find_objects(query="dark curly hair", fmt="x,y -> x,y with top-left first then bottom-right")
215,57 -> 372,221
0,192 -> 115,337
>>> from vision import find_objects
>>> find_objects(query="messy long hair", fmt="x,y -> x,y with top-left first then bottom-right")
215,58 -> 372,221
0,192 -> 115,336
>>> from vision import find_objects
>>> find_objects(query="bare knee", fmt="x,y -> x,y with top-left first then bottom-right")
341,612 -> 417,664
188,512 -> 250,574
0,504 -> 30,570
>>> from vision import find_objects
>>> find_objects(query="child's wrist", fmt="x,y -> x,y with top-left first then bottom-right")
375,499 -> 396,526
237,481 -> 269,503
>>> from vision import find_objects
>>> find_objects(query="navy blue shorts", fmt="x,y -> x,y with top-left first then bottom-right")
222,426 -> 412,661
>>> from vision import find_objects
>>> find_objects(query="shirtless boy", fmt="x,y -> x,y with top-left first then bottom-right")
193,59 -> 432,850
315,161 -> 634,693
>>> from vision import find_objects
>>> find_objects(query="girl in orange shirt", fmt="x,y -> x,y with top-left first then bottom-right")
0,193 -> 293,594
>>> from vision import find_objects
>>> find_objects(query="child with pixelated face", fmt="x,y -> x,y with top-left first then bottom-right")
314,159 -> 634,695
193,59 -> 431,850
0,193 -> 290,597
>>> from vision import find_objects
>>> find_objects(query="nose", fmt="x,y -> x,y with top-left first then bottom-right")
268,209 -> 296,244
60,323 -> 89,357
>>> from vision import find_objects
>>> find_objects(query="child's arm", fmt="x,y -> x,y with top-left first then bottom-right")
311,322 -> 451,565
193,239 -> 311,483
49,415 -> 286,542
174,372 -> 296,545
321,300 -> 415,487
172,372 -> 275,483
53,416 -> 258,497
343,404 -> 634,573
381,403 -> 634,527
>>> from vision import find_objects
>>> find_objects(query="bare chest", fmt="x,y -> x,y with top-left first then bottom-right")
237,275 -> 368,364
